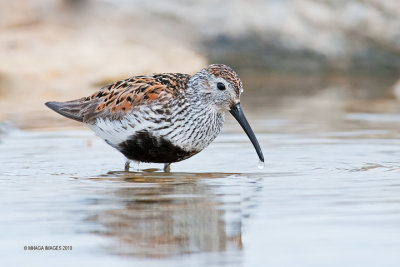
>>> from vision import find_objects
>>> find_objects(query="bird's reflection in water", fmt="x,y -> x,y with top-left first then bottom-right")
86,170 -> 249,258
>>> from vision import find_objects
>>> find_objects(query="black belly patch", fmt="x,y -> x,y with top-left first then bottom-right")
117,131 -> 198,163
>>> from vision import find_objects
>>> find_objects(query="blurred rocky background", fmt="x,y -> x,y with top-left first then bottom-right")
0,0 -> 399,128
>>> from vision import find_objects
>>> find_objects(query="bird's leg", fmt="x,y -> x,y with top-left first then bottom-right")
124,160 -> 131,171
163,163 -> 171,172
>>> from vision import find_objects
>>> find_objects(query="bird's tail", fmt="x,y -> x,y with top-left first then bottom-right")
45,100 -> 86,122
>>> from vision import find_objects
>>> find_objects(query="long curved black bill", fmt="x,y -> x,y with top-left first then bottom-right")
229,103 -> 264,162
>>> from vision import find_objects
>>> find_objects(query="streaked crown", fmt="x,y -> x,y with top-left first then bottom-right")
205,64 -> 243,95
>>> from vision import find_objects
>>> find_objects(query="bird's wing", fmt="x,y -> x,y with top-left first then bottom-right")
45,73 -> 190,123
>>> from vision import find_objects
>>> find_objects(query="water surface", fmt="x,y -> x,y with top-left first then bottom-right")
1,73 -> 400,266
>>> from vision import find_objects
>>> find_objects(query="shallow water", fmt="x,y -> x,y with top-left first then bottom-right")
1,74 -> 400,266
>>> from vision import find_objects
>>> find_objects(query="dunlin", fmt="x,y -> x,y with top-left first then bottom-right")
45,64 -> 264,171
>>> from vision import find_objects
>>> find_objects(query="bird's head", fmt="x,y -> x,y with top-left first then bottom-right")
188,64 -> 264,163
189,64 -> 242,112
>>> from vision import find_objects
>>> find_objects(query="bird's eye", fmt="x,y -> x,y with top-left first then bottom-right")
217,82 -> 226,90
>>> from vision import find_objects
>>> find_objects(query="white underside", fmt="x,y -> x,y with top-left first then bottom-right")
86,108 -> 225,153
87,114 -> 154,146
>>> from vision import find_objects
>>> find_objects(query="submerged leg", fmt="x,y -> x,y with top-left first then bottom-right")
124,160 -> 131,171
163,163 -> 171,172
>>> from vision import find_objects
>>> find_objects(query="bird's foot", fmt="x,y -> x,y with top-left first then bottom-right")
124,160 -> 131,171
163,163 -> 171,172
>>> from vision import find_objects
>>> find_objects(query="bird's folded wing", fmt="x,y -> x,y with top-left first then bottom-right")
45,73 -> 190,123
